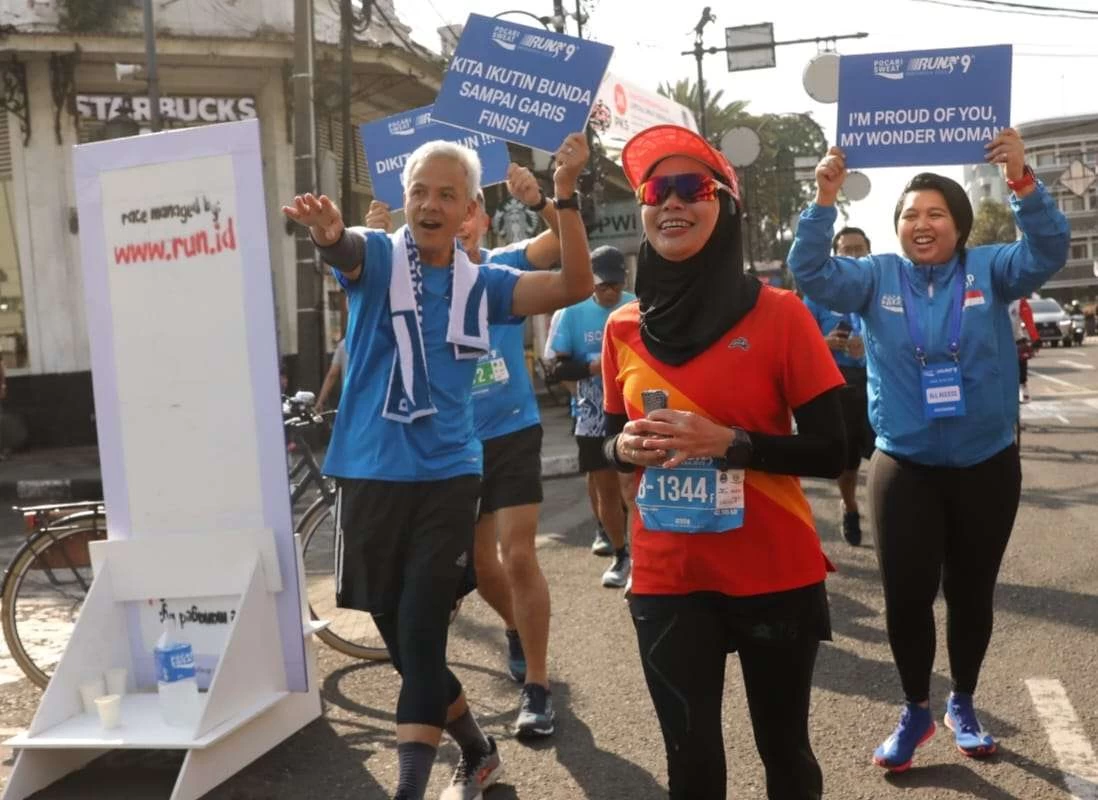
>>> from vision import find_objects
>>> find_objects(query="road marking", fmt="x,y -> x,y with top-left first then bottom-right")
1026,678 -> 1098,800
1030,369 -> 1089,391
1058,360 -> 1095,370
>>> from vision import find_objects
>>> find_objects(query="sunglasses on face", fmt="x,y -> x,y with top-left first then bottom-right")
635,173 -> 735,207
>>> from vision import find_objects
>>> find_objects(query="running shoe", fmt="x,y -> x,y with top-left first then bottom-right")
505,628 -> 526,684
591,525 -> 613,556
440,736 -> 502,800
873,703 -> 936,772
601,550 -> 631,588
514,683 -> 555,738
944,692 -> 997,757
841,509 -> 862,546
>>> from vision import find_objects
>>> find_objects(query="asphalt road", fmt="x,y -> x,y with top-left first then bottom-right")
1,340 -> 1096,799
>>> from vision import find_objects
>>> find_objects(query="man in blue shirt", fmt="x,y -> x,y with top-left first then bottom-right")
803,226 -> 873,546
550,247 -> 635,589
282,132 -> 593,800
362,163 -> 563,741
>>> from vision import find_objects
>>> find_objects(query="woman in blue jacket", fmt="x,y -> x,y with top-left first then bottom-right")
787,128 -> 1069,773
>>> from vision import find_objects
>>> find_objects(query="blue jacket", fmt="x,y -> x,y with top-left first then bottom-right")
787,185 -> 1069,467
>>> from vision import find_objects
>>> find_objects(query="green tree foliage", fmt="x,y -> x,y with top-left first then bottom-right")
968,198 -> 1017,246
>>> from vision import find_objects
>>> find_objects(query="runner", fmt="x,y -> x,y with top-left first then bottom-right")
603,124 -> 847,800
789,129 -> 1070,772
281,132 -> 593,800
549,247 -> 635,588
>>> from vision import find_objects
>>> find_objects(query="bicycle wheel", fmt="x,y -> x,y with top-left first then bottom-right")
1,520 -> 106,688
299,499 -> 389,661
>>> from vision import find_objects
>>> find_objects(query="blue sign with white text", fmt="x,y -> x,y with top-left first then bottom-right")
431,13 -> 614,153
359,105 -> 511,209
836,44 -> 1012,169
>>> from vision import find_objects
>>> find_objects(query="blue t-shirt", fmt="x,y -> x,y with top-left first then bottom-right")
550,292 -> 635,437
473,244 -> 540,441
324,230 -> 522,481
803,297 -> 867,369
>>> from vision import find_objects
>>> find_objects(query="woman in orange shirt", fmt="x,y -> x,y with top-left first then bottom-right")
601,124 -> 847,800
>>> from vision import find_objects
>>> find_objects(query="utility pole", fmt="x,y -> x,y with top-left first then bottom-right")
574,0 -> 585,38
551,0 -> 566,33
293,0 -> 324,391
142,0 -> 162,132
691,7 -> 716,140
339,0 -> 355,221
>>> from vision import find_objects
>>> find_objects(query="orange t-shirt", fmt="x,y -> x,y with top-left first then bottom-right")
602,286 -> 844,597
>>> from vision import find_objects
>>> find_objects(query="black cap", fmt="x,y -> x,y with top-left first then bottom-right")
591,246 -> 626,285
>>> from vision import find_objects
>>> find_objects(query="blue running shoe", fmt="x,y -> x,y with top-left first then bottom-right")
873,703 -> 936,772
945,692 -> 997,757
505,628 -> 526,684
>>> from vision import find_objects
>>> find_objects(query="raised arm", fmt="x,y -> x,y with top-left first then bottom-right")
786,147 -> 875,314
982,129 -> 1070,300
282,193 -> 364,281
505,163 -> 562,270
510,132 -> 595,317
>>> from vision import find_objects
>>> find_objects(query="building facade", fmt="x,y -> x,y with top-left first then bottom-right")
0,0 -> 442,446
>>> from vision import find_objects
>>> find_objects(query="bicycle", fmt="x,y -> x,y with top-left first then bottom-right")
0,501 -> 106,688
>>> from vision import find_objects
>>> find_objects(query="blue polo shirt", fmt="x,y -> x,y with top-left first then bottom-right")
803,297 -> 867,369
324,229 -> 522,481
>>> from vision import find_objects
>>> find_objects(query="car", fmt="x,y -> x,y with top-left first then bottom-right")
1029,297 -> 1074,347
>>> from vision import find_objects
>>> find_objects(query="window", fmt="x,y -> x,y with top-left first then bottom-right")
1035,151 -> 1056,167
1070,242 -> 1088,260
1061,194 -> 1086,213
0,116 -> 28,368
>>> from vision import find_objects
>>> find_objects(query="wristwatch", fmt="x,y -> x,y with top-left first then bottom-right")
719,428 -> 754,470
527,191 -> 548,212
1006,165 -> 1036,194
553,193 -> 580,211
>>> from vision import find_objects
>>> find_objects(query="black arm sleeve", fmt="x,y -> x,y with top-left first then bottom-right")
553,357 -> 592,381
314,228 -> 365,274
602,413 -> 635,473
745,386 -> 846,479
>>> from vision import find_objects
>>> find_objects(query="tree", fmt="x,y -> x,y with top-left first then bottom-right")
969,198 -> 1017,246
657,78 -> 830,264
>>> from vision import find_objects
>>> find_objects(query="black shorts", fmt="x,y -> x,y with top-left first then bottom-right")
335,475 -> 480,614
839,366 -> 874,468
480,424 -> 544,515
576,434 -> 610,473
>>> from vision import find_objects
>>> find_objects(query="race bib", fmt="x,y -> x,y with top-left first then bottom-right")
472,352 -> 510,395
921,362 -> 966,420
635,458 -> 745,533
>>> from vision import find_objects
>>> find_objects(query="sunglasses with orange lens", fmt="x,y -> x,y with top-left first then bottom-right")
635,173 -> 734,206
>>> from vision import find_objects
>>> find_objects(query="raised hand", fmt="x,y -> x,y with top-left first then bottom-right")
364,200 -> 394,233
814,146 -> 847,206
553,132 -> 589,196
506,163 -> 543,207
282,193 -> 344,246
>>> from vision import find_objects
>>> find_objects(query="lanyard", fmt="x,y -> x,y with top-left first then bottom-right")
898,263 -> 963,366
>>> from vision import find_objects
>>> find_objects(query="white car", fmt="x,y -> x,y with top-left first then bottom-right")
1029,297 -> 1074,347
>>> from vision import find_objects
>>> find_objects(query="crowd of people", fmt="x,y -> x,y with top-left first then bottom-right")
281,115 -> 1070,799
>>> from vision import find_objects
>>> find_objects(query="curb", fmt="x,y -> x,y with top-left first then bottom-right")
541,453 -> 579,479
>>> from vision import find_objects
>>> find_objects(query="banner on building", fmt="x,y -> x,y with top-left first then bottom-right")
432,13 -> 614,153
588,73 -> 699,163
836,44 -> 1012,168
359,105 -> 511,209
76,94 -> 257,125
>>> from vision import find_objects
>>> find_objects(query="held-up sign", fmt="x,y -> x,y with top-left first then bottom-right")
360,105 -> 511,209
431,14 -> 614,153
836,44 -> 1012,169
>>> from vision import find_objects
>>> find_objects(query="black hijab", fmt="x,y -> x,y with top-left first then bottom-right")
635,192 -> 761,366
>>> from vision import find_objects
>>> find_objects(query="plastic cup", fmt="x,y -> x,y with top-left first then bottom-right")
105,667 -> 128,696
94,694 -> 121,730
78,677 -> 106,715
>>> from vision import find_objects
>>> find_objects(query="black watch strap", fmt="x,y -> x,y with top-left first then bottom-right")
527,191 -> 548,212
553,193 -> 580,211
720,428 -> 753,470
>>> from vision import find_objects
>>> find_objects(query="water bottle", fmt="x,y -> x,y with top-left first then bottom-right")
154,618 -> 200,728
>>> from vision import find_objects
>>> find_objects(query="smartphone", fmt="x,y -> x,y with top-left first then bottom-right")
834,319 -> 853,337
641,389 -> 669,415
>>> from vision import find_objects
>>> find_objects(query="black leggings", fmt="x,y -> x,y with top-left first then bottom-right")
867,445 -> 1021,703
374,608 -> 463,728
630,594 -> 823,800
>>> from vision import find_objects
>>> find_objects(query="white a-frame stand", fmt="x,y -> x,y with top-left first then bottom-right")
2,531 -> 324,800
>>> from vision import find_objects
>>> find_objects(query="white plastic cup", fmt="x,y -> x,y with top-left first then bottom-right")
105,667 -> 128,696
78,677 -> 106,715
94,694 -> 121,730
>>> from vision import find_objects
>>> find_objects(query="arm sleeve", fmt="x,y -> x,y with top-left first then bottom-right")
745,387 -> 846,478
988,183 -> 1071,302
602,412 -> 635,473
786,203 -> 877,314
553,357 -> 592,380
315,227 -> 365,274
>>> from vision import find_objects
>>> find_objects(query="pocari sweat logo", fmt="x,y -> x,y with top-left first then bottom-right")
873,57 -> 905,80
491,24 -> 521,50
881,294 -> 904,313
388,117 -> 415,136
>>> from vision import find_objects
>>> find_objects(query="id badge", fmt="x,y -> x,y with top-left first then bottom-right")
921,362 -> 966,419
635,458 -> 745,533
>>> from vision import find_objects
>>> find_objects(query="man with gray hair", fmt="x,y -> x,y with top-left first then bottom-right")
282,132 -> 593,800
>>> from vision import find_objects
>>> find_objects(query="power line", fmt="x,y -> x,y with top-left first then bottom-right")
947,0 -> 1098,14
910,0 -> 1098,17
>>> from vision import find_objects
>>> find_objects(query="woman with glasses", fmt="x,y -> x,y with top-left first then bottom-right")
600,124 -> 848,800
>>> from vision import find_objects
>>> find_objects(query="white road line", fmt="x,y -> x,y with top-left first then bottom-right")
1058,360 -> 1095,371
1030,369 -> 1089,391
1026,678 -> 1098,800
